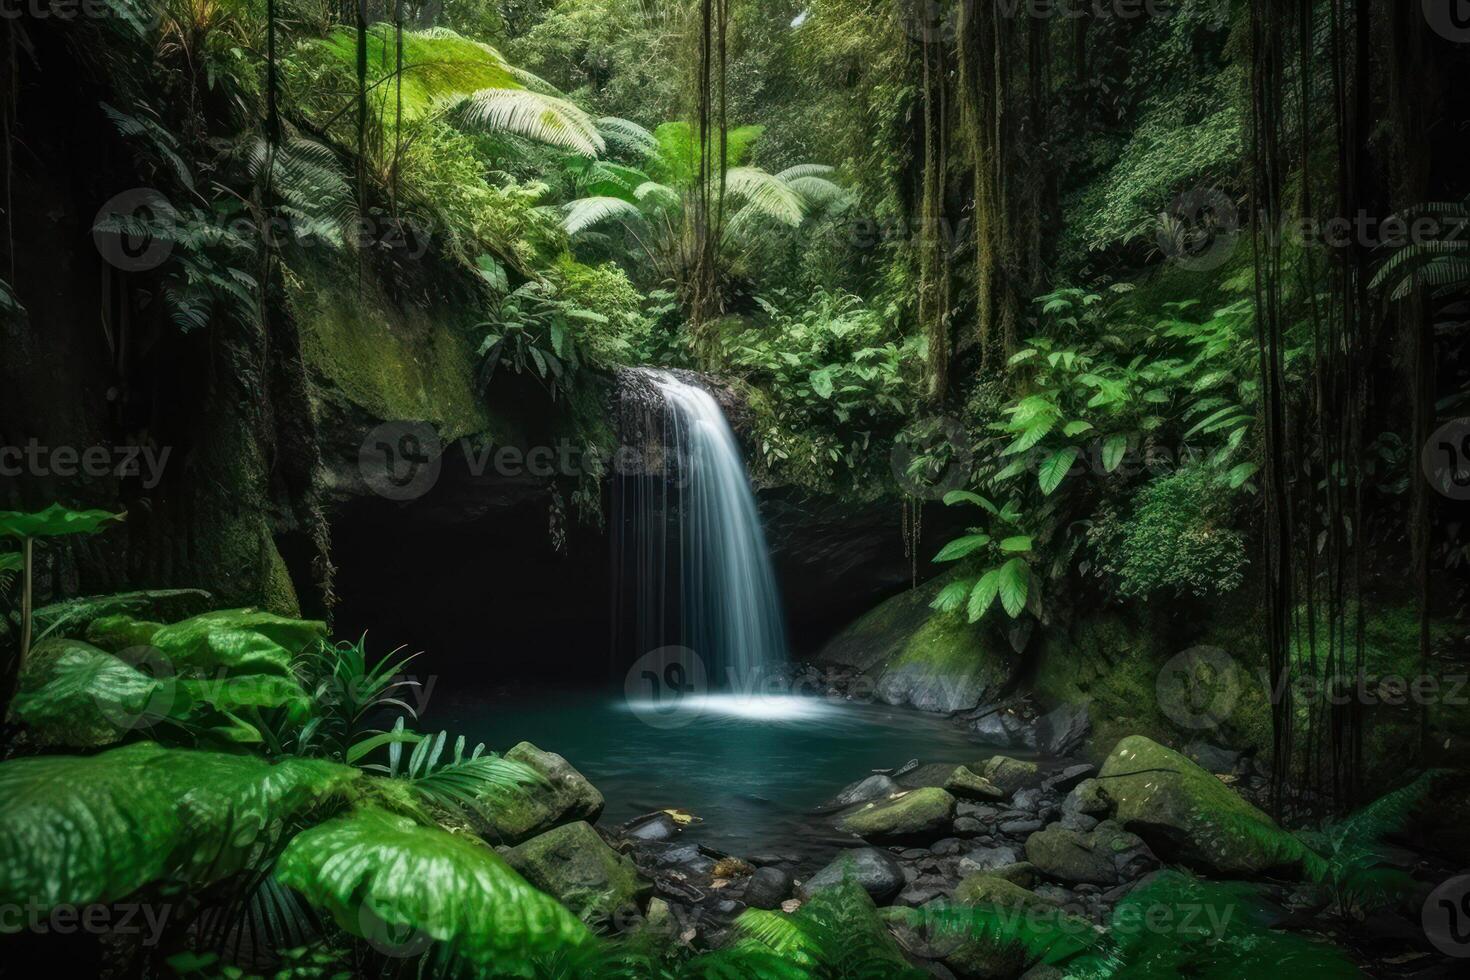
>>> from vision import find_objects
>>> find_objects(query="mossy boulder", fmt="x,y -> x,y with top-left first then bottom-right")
478,742 -> 604,845
837,787 -> 957,842
932,874 -> 1092,979
896,763 -> 1005,801
288,260 -> 492,450
819,572 -> 1015,713
1023,821 -> 1157,885
1099,736 -> 1310,876
953,872 -> 1060,910
502,821 -> 643,926
798,847 -> 905,903
980,756 -> 1040,796
85,615 -> 164,653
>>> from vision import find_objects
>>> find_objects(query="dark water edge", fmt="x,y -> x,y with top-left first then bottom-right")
427,685 -> 1034,870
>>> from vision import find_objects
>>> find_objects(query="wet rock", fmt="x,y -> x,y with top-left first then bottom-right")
1058,811 -> 1100,833
897,879 -> 949,907
504,821 -> 644,925
956,845 -> 1021,876
999,819 -> 1044,836
625,813 -> 679,842
1023,822 -> 1157,886
939,875 -> 1083,979
1183,740 -> 1244,774
799,847 -> 905,903
987,861 -> 1038,888
931,838 -> 967,856
640,842 -> 716,874
957,802 -> 1000,820
1035,702 -> 1091,756
837,787 -> 957,842
1011,788 -> 1043,812
742,866 -> 792,909
980,756 -> 1040,796
953,816 -> 986,835
816,573 -> 1015,714
954,873 -> 1060,909
1062,779 -> 1113,819
970,706 -> 1040,749
481,742 -> 605,844
1100,736 -> 1308,876
945,766 -> 1008,801
1094,820 -> 1161,882
819,773 -> 900,812
1044,764 -> 1096,794
748,852 -> 800,867
644,897 -> 672,933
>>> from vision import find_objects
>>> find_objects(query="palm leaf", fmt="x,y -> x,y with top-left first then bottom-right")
451,88 -> 605,155
563,196 -> 645,235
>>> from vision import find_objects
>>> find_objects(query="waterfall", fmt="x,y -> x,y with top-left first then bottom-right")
615,369 -> 789,690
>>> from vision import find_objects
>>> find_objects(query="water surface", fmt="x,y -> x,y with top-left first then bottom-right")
429,688 -> 999,870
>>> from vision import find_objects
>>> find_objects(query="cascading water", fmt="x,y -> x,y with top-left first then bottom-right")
614,369 -> 789,691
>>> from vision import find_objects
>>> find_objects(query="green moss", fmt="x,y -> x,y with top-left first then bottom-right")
837,787 -> 956,841
822,572 -> 1015,713
285,258 -> 495,445
259,542 -> 301,616
1101,736 -> 1312,876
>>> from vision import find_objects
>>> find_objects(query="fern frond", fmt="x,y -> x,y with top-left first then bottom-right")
452,89 -> 605,155
563,196 -> 645,235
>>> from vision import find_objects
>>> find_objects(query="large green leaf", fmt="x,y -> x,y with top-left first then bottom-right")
997,558 -> 1030,619
1102,434 -> 1129,473
0,743 -> 357,912
9,632 -> 311,748
967,569 -> 1003,622
0,504 -> 124,539
275,808 -> 590,972
932,534 -> 990,562
929,578 -> 973,613
1038,447 -> 1080,495
7,638 -> 185,747
942,490 -> 998,514
152,609 -> 327,676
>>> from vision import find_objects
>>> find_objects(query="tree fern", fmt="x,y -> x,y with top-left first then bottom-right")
451,88 -> 605,156
563,196 -> 646,235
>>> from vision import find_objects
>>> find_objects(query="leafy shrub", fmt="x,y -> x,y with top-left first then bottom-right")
714,288 -> 921,489
1090,464 -> 1247,598
555,256 -> 652,364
